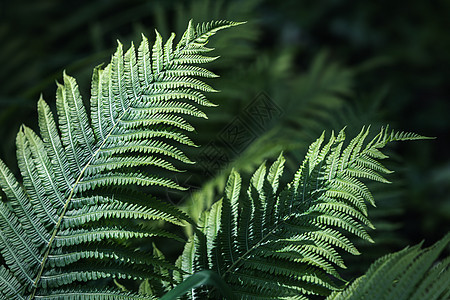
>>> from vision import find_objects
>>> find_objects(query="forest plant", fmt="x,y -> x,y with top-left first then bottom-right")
327,232 -> 450,300
174,127 -> 444,299
0,20 -> 447,299
0,20 -> 243,299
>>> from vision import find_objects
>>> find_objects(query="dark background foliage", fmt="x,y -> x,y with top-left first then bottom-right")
0,0 -> 448,284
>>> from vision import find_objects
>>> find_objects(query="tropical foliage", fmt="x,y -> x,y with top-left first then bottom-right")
0,18 -> 447,300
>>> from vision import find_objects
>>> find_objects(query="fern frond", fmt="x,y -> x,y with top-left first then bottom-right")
177,127 -> 429,298
0,20 -> 242,298
327,233 -> 450,300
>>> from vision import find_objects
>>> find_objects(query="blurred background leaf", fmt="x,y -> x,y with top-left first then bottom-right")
0,0 -> 448,287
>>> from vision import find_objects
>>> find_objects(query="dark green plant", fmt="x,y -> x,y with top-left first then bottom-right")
0,20 -> 447,300
327,233 -> 450,300
174,127 -> 438,299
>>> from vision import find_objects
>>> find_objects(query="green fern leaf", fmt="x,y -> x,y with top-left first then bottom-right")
0,20 -> 242,298
327,233 -> 450,300
177,127 -> 430,299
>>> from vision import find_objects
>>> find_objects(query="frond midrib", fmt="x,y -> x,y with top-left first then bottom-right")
30,104 -> 131,297
222,213 -> 290,278
29,33 -> 197,296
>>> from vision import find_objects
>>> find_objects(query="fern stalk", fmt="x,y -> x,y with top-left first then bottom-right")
30,105 -> 129,297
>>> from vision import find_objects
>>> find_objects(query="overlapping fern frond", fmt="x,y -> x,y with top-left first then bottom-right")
327,232 -> 450,300
0,20 -> 242,298
176,127 -> 429,299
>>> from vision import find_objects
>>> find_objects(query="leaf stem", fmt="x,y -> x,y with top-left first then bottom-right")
29,107 -> 131,299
